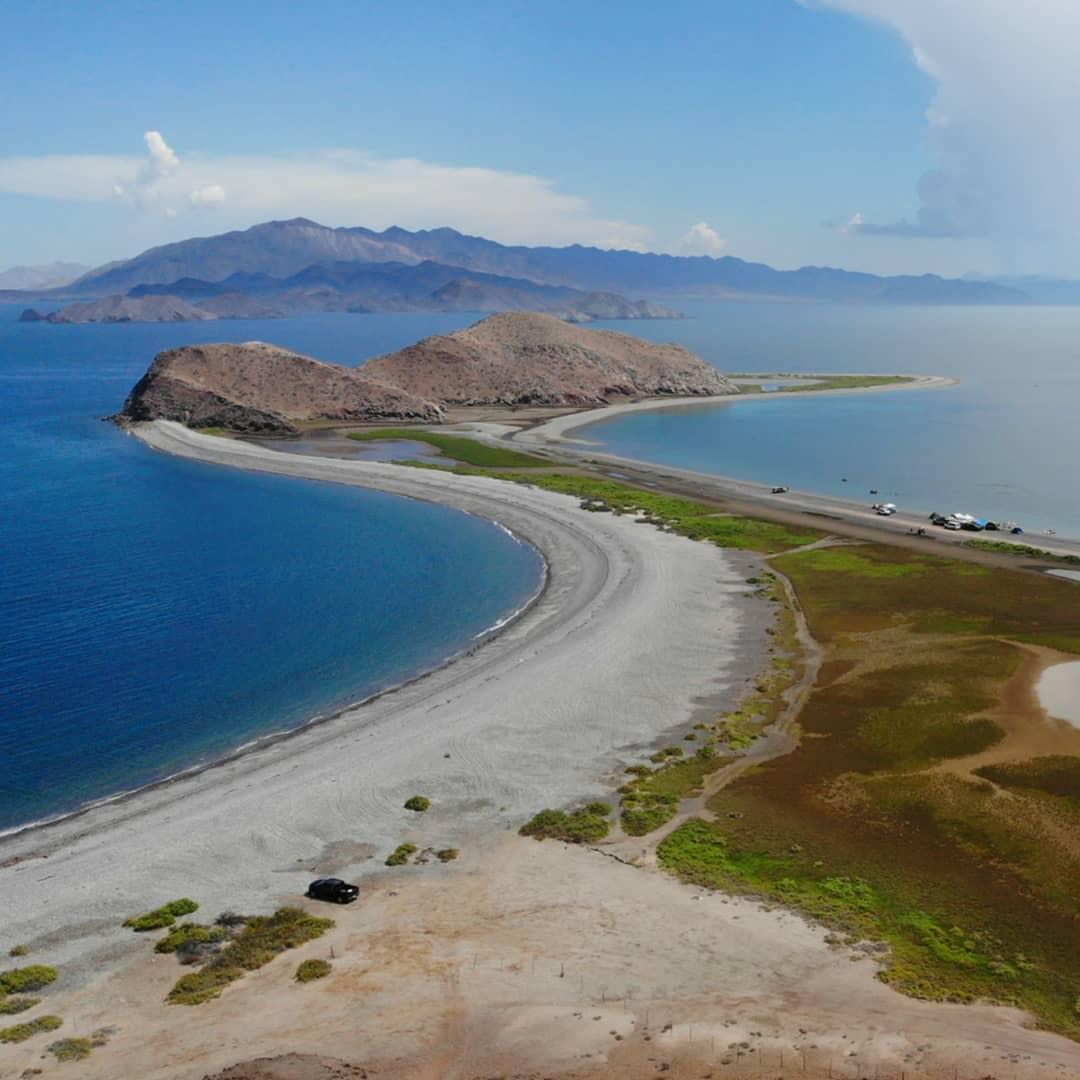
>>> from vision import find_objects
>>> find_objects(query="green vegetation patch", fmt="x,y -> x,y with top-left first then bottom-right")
155,922 -> 227,955
436,848 -> 459,862
520,802 -> 612,843
385,843 -> 418,866
774,541 -> 1080,652
516,475 -> 818,553
779,374 -> 914,393
0,996 -> 39,1015
0,965 -> 57,995
976,756 -> 1080,800
621,747 -> 729,836
348,429 -> 549,468
7,945 -> 28,958
166,907 -> 333,1005
296,958 -> 332,983
47,1029 -> 112,1062
403,795 -> 431,812
0,1014 -> 62,1043
124,897 -> 199,932
965,539 -> 1080,567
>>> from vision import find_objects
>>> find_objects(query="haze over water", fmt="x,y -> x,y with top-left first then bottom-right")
584,301 -> 1080,537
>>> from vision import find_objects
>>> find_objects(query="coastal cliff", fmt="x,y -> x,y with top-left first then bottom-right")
118,342 -> 442,433
362,311 -> 736,406
117,311 -> 735,430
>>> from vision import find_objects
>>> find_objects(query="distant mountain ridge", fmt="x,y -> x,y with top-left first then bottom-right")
66,218 -> 1026,305
0,261 -> 89,291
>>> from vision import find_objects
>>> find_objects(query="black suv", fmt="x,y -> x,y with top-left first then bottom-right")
306,878 -> 360,904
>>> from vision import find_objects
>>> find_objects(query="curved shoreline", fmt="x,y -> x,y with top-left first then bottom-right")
506,375 -> 1080,556
0,420 -> 766,976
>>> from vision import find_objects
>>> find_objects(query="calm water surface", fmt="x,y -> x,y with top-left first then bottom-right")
0,307 -> 541,831
584,301 -> 1080,535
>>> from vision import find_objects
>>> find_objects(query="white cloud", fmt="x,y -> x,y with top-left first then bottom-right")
143,131 -> 178,175
189,183 -> 226,208
0,132 -> 651,251
678,221 -> 727,256
807,1 -> 1080,269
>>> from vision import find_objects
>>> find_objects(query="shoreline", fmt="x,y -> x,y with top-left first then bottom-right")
0,420 -> 769,976
0,540 -> 549,844
499,375 -> 1080,558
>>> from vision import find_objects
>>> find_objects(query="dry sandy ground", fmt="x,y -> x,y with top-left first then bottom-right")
0,421 -> 765,981
2,837 -> 1078,1079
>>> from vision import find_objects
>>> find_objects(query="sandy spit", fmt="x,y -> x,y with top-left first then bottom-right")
0,420 -> 767,977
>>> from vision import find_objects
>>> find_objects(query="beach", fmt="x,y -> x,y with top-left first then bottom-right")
0,420 -> 768,974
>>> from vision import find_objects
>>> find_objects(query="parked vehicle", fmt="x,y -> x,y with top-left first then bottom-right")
306,878 -> 360,904
943,519 -> 962,530
873,502 -> 897,516
771,486 -> 789,494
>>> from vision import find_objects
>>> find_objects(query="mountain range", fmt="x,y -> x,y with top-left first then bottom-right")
9,218 -> 1029,323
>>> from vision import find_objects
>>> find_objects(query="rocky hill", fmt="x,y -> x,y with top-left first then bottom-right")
117,312 -> 735,431
23,295 -> 218,324
362,311 -> 735,406
118,342 -> 442,433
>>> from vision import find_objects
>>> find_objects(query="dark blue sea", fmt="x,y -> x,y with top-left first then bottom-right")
0,306 -> 542,832
585,301 -> 1080,537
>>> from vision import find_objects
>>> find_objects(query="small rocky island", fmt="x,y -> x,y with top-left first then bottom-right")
116,311 -> 736,432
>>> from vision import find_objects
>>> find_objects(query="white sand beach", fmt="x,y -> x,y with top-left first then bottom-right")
0,420 -> 767,974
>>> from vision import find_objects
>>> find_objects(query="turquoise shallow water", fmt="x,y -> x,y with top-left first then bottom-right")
582,301 -> 1080,536
0,306 -> 542,832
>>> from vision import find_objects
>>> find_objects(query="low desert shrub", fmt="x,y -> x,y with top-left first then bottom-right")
0,1014 -> 62,1043
0,965 -> 58,994
47,1036 -> 93,1061
124,898 -> 199,932
295,958 -> 332,982
404,795 -> 431,812
436,848 -> 459,862
385,843 -> 418,866
7,945 -> 28,957
0,996 -> 40,1015
166,908 -> 333,1005
519,803 -> 612,843
154,923 -> 226,955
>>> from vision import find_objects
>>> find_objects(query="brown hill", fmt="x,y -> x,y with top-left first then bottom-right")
362,311 -> 734,406
119,341 -> 441,433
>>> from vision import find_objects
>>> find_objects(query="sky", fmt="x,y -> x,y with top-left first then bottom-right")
0,0 -> 1075,277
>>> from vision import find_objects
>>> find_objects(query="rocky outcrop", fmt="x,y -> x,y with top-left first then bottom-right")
44,294 -> 217,324
118,341 -> 442,433
362,311 -> 735,406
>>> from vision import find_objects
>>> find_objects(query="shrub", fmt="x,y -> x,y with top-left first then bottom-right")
165,898 -> 199,917
404,795 -> 431,812
385,843 -> 418,866
436,848 -> 459,862
124,909 -> 175,932
214,910 -> 248,928
154,923 -> 226,955
0,996 -> 39,1015
124,897 -> 199,932
47,1036 -> 93,1061
519,804 -> 612,844
166,908 -> 333,1005
7,945 -> 28,958
296,958 -> 332,982
0,965 -> 58,994
0,1015 -> 62,1043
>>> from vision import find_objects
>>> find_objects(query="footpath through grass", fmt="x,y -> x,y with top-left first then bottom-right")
658,540 -> 1080,1038
348,428 -> 550,468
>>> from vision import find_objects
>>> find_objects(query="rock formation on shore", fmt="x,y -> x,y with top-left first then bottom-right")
119,342 -> 442,433
118,311 -> 735,431
362,311 -> 735,406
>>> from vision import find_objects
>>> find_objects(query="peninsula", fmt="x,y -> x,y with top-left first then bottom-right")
116,311 -> 736,432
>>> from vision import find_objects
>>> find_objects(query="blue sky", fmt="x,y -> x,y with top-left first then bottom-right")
1,1 -> 1073,276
